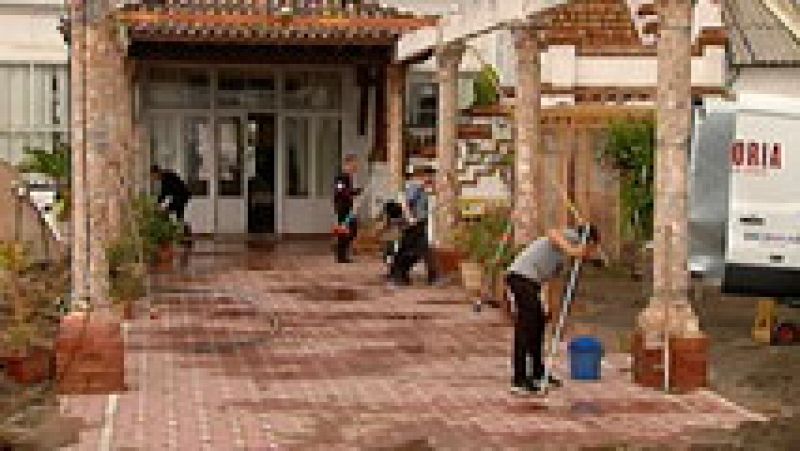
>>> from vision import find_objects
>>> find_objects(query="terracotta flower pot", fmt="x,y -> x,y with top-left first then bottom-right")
461,261 -> 483,292
113,300 -> 135,321
4,347 -> 53,385
152,243 -> 174,272
432,248 -> 462,275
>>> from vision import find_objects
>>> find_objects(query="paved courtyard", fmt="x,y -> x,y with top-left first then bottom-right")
60,241 -> 766,450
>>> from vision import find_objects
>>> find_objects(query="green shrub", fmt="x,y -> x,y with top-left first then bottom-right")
18,144 -> 71,221
132,196 -> 183,260
454,207 -> 519,278
599,119 -> 655,242
472,64 -> 500,107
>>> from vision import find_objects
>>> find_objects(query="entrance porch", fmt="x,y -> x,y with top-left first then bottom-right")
66,1 -> 434,302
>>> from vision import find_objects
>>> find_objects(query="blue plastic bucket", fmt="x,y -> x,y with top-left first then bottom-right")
569,336 -> 603,381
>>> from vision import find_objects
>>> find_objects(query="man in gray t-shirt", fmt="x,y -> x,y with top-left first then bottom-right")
506,224 -> 600,394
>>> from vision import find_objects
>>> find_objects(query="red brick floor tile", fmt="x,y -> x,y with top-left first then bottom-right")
59,242 -> 765,449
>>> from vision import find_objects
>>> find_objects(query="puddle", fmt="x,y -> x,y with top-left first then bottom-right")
506,402 -> 550,413
246,258 -> 274,271
267,285 -> 364,302
416,300 -> 470,305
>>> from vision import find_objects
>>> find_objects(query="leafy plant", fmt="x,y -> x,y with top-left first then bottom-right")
107,236 -> 145,303
599,119 -> 655,242
472,64 -> 500,107
454,207 -> 514,269
132,195 -> 183,260
0,242 -> 68,353
17,144 -> 71,221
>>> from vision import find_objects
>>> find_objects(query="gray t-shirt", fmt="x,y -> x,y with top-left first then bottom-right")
508,229 -> 581,283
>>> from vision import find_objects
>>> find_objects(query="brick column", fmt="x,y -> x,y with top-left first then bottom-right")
434,44 -> 464,248
637,0 -> 700,342
386,63 -> 406,194
512,25 -> 541,245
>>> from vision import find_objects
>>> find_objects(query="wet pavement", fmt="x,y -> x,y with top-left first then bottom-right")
59,240 -> 766,450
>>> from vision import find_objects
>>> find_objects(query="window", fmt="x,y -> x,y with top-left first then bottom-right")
284,71 -> 342,110
409,82 -> 438,127
146,67 -> 210,109
0,64 -> 69,164
217,70 -> 276,108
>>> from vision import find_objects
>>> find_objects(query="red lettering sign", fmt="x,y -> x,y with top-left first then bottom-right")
731,141 -> 744,166
770,143 -> 782,169
747,142 -> 760,166
732,141 -> 783,172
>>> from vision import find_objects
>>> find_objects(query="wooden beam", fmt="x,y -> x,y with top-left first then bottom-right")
115,11 -> 437,30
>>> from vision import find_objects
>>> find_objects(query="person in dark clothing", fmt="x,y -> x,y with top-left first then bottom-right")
333,154 -> 362,263
150,165 -> 191,222
390,175 -> 438,286
505,224 -> 600,394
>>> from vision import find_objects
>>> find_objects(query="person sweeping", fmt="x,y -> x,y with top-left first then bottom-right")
506,224 -> 600,394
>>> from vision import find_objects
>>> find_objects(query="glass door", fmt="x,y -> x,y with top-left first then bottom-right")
182,116 -> 213,234
247,114 -> 276,233
215,116 -> 246,234
281,115 -> 342,234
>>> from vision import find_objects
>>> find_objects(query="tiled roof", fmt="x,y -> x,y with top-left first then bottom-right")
67,1 -> 435,43
724,0 -> 800,65
537,0 -> 643,51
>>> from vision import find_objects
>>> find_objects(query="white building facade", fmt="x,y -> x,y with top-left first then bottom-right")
0,0 -> 69,164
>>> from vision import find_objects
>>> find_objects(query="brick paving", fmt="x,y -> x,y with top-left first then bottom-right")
60,241 -> 765,450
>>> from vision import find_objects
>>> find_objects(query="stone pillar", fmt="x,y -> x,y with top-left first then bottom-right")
387,63 -> 406,194
637,0 -> 700,342
85,21 -> 113,305
434,44 -> 464,248
106,31 -> 122,242
70,4 -> 88,306
512,26 -> 541,245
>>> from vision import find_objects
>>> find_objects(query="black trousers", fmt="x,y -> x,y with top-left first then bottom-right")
335,210 -> 357,262
506,272 -> 546,384
166,197 -> 188,222
391,221 -> 436,283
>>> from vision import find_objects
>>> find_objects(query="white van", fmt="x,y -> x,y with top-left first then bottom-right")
722,94 -> 800,296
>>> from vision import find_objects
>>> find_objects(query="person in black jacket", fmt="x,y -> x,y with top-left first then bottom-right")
333,154 -> 362,263
150,165 -> 191,222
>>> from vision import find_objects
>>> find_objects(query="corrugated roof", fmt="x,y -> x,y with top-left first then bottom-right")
724,0 -> 800,66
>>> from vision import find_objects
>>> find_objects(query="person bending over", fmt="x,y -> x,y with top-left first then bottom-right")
150,165 -> 191,223
505,224 -> 600,394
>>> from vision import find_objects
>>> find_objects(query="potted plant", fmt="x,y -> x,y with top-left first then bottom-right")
132,196 -> 183,270
108,235 -> 146,320
0,242 -> 68,384
453,208 -> 510,293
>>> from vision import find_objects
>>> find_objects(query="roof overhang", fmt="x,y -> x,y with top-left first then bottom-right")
396,0 -> 568,63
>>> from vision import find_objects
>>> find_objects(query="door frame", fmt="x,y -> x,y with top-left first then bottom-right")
142,63 -> 352,235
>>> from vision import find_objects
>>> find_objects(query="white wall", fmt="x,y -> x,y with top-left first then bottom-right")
0,1 -> 67,64
733,67 -> 800,99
